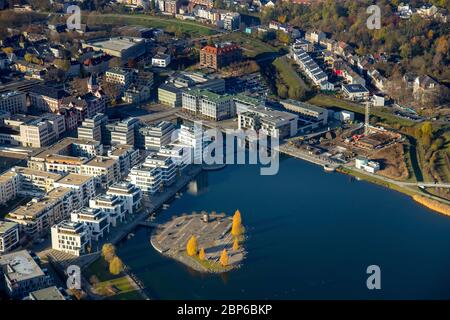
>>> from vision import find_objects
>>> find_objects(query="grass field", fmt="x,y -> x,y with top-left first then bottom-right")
308,94 -> 416,127
84,257 -> 143,300
82,13 -> 217,37
273,56 -> 309,95
217,32 -> 278,58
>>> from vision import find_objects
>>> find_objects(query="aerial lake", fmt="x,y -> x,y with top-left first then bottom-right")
117,156 -> 450,299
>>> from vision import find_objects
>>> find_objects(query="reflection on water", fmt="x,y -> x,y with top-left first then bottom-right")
118,157 -> 450,300
187,171 -> 209,196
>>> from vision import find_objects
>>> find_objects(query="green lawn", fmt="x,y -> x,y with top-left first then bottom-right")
82,13 -> 217,37
217,33 -> 277,58
308,94 -> 416,127
84,257 -> 115,282
84,257 -> 144,300
273,56 -> 309,92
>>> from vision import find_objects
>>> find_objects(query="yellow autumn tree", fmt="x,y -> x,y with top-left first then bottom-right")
109,256 -> 124,275
199,248 -> 206,260
186,235 -> 198,256
231,210 -> 243,237
219,249 -> 229,266
233,239 -> 239,251
101,243 -> 116,262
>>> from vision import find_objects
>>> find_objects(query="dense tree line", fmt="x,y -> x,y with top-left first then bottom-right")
261,0 -> 450,83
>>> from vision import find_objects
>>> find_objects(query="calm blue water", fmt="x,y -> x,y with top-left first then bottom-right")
117,156 -> 450,299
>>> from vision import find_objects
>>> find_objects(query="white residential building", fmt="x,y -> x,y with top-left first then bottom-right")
70,207 -> 109,241
106,182 -> 142,214
53,173 -> 96,208
0,91 -> 27,114
355,157 -> 380,173
152,53 -> 171,68
0,250 -> 52,299
238,106 -> 298,139
140,121 -> 175,151
12,166 -> 62,196
177,124 -> 204,163
81,156 -> 121,189
128,164 -> 162,194
89,194 -> 127,227
291,47 -> 328,86
105,68 -> 133,88
143,154 -> 177,186
0,221 -> 20,253
0,170 -> 20,205
51,220 -> 91,256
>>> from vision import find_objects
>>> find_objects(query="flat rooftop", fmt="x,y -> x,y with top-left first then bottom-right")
85,37 -> 144,52
32,137 -> 98,161
56,173 -> 93,186
108,144 -> 134,157
0,221 -> 18,234
84,156 -> 117,168
30,286 -> 65,300
13,166 -> 62,180
0,170 -> 18,184
0,250 -> 45,282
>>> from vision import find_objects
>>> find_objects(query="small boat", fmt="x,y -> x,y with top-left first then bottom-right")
323,164 -> 335,172
127,233 -> 135,239
162,203 -> 170,210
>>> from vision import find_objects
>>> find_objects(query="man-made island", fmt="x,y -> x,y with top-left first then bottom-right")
151,211 -> 246,273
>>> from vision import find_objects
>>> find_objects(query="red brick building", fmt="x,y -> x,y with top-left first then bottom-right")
199,43 -> 242,70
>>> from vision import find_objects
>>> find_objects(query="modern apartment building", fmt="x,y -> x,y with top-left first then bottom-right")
0,91 -> 26,114
280,99 -> 328,125
77,113 -> 109,143
200,90 -> 235,121
81,156 -> 121,189
0,250 -> 52,299
158,83 -> 182,107
6,188 -> 74,239
16,113 -> 66,148
12,166 -> 62,195
106,182 -> 142,215
140,121 -> 175,151
70,207 -> 110,241
128,164 -> 162,194
0,170 -> 20,205
51,220 -> 91,256
152,53 -> 171,68
0,221 -> 20,253
53,173 -> 96,208
177,124 -> 204,163
143,154 -> 177,186
238,106 -> 299,139
89,194 -> 127,227
105,68 -> 133,88
182,88 -> 235,121
106,117 -> 140,146
107,144 -> 140,177
28,138 -> 102,174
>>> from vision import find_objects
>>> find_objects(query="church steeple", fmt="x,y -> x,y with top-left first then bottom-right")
87,74 -> 98,92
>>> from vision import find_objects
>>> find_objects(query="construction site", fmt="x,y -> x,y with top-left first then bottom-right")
286,102 -> 406,177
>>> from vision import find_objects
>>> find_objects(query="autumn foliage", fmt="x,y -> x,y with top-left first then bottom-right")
101,243 -> 116,262
231,210 -> 244,237
109,256 -> 124,275
199,248 -> 206,260
219,249 -> 229,267
186,235 -> 198,256
233,239 -> 239,251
